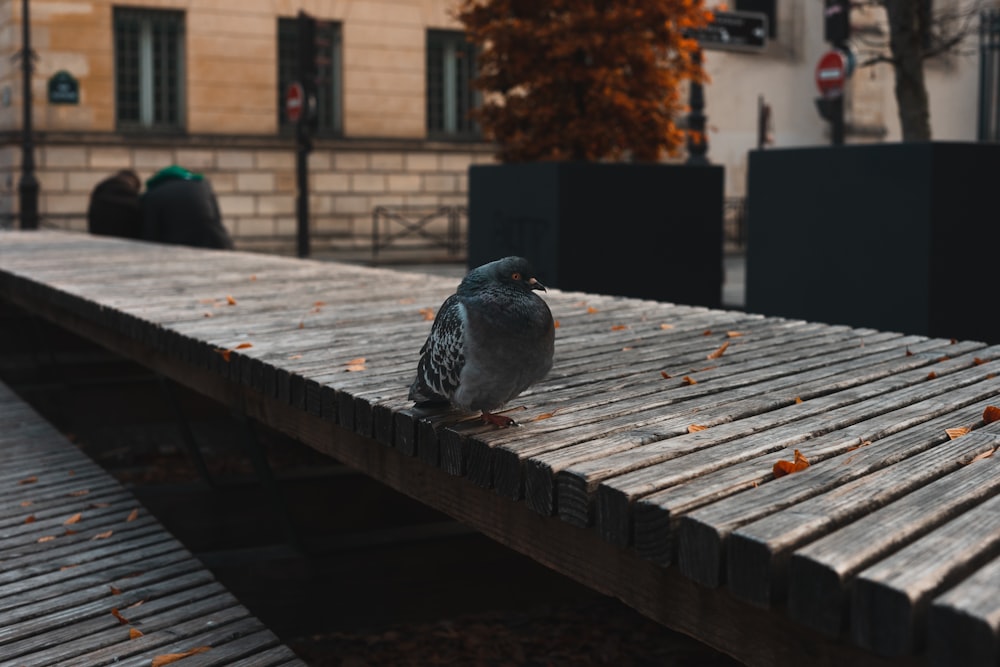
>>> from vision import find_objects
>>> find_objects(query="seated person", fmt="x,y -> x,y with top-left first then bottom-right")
87,169 -> 143,239
141,165 -> 235,250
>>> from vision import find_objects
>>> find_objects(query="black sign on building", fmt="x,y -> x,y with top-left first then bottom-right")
686,11 -> 769,51
47,70 -> 79,105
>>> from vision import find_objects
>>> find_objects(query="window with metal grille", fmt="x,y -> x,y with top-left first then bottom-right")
277,17 -> 342,135
427,30 -> 479,140
113,7 -> 185,132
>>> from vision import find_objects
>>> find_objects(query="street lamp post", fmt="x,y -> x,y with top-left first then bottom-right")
18,0 -> 39,230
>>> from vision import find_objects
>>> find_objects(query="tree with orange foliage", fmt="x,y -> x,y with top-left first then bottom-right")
455,0 -> 713,163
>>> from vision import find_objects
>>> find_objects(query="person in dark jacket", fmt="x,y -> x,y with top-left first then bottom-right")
87,169 -> 143,239
141,165 -> 234,249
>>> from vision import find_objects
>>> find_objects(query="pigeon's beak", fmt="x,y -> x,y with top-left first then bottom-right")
528,277 -> 546,292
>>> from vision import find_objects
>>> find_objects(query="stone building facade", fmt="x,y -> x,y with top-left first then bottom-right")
0,0 -> 493,254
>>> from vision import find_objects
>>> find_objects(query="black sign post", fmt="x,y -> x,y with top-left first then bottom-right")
686,11 -> 769,52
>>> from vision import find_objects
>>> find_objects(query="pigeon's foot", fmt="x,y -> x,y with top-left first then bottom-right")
481,410 -> 518,428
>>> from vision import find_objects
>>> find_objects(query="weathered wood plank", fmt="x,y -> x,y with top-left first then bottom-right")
675,398 -> 997,590
927,552 -> 1000,667
850,492 -> 1000,657
725,419 -> 1000,608
561,343 -> 992,533
787,447 -> 1000,638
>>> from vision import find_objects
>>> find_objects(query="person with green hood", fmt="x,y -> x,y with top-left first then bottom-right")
141,165 -> 234,250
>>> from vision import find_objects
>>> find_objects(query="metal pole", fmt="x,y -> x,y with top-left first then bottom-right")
686,49 -> 710,165
296,119 -> 310,258
18,0 -> 39,230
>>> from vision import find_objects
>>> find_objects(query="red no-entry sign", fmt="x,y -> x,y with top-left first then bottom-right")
815,50 -> 846,97
285,82 -> 304,122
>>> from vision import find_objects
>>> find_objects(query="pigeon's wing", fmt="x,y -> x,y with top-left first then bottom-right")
409,294 -> 466,405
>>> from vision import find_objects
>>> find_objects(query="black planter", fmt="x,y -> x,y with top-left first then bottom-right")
745,143 -> 1000,344
468,162 -> 724,308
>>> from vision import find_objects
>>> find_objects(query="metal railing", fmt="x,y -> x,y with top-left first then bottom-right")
371,205 -> 466,260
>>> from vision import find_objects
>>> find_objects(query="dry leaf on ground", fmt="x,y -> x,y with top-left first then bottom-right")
946,427 -> 970,440
773,450 -> 810,478
151,647 -> 211,666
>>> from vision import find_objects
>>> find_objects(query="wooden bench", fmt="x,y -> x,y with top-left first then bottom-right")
0,379 -> 306,667
2,230 -> 999,667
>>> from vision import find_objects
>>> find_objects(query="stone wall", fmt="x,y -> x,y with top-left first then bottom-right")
0,136 -> 495,255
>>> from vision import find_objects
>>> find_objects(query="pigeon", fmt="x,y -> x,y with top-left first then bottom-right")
409,256 -> 555,427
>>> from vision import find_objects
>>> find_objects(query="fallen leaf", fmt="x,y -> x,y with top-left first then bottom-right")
610,324 -> 628,331
973,357 -> 986,365
24,514 -> 36,524
111,608 -> 130,625
681,376 -> 697,385
707,341 -> 730,360
92,530 -> 114,540
660,371 -> 672,379
794,397 -> 804,404
151,647 -> 211,666
288,354 -> 303,360
946,427 -> 970,440
937,356 -> 950,362
68,489 -> 90,497
20,500 -> 32,507
37,535 -> 56,543
531,411 -> 557,422
214,348 -> 232,363
687,424 -> 708,433
226,294 -> 237,305
926,372 -> 937,380
660,323 -> 674,330
968,449 -> 996,464
60,564 -> 78,571
64,513 -> 82,525
587,306 -> 599,314
19,476 -> 38,485
63,529 -> 78,536
298,321 -> 305,329
249,274 -> 257,281
345,357 -> 367,372
726,331 -> 744,338
234,342 -> 253,350
126,598 -> 146,609
130,628 -> 144,639
773,449 -> 810,478
983,405 -> 1000,424
553,320 -> 561,329
905,348 -> 913,356
702,330 -> 712,336
126,508 -> 139,522
110,585 -> 122,595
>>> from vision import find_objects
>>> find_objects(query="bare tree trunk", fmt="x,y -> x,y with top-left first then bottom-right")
884,0 -> 933,140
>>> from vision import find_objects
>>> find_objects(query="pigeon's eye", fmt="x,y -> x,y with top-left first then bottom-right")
511,272 -> 521,281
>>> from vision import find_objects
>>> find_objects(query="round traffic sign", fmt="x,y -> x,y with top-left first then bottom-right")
815,50 -> 846,97
285,82 -> 304,122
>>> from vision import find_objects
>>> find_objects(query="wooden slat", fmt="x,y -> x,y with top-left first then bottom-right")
849,493 -> 1000,657
0,376 -> 306,666
787,447 -> 1000,638
927,552 -> 1000,667
675,397 -> 997,590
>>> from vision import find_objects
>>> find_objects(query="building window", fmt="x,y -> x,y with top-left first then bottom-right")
736,0 -> 776,39
114,7 -> 185,131
427,30 -> 479,140
277,17 -> 342,135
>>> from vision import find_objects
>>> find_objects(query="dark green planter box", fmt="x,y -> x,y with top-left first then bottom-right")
745,143 -> 1000,343
468,162 -> 724,308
